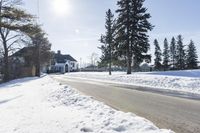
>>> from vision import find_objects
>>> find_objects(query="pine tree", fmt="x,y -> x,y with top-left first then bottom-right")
116,0 -> 132,74
99,9 -> 115,75
116,0 -> 153,74
170,37 -> 176,69
28,25 -> 52,77
186,40 -> 198,69
175,35 -> 185,70
163,38 -> 170,71
154,39 -> 162,70
130,0 -> 153,71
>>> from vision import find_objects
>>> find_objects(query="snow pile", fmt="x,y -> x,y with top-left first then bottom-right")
146,69 -> 200,78
65,70 -> 200,94
49,85 -> 172,133
0,76 -> 173,133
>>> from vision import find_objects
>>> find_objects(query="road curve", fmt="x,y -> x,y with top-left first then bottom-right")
52,75 -> 200,133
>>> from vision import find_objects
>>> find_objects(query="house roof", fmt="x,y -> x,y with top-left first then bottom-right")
12,47 -> 36,57
12,48 -> 77,63
54,53 -> 77,63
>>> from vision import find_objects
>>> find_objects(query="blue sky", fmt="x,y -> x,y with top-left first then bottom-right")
23,0 -> 200,63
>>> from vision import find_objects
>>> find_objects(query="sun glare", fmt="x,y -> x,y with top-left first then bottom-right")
52,0 -> 70,16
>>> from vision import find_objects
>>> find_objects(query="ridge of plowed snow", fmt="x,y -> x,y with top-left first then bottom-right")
65,71 -> 200,94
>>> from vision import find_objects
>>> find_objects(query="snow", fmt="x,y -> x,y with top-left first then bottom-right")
146,69 -> 200,78
65,70 -> 200,95
0,76 -> 173,133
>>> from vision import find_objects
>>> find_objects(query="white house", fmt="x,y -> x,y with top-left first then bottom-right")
140,62 -> 152,72
51,51 -> 78,73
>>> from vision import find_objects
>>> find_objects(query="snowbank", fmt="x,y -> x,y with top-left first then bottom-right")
145,69 -> 200,78
0,76 -> 173,133
65,70 -> 200,94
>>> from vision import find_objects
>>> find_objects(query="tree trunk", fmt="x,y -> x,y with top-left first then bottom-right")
126,0 -> 131,75
0,2 -> 10,81
109,62 -> 111,75
126,45 -> 132,74
126,29 -> 132,74
109,44 -> 112,75
3,47 -> 9,81
1,33 -> 10,82
127,52 -> 132,74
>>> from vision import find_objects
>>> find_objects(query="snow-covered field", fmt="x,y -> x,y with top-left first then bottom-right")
0,76 -> 173,133
65,70 -> 200,95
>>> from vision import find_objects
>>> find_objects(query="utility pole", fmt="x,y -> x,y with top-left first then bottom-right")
37,0 -> 40,21
36,0 -> 41,77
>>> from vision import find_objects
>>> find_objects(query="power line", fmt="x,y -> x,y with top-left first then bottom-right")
37,0 -> 40,22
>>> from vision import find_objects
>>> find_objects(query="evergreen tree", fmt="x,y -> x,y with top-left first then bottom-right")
186,40 -> 198,69
170,37 -> 176,69
99,9 -> 115,75
154,39 -> 162,70
163,38 -> 170,71
175,35 -> 185,70
116,0 -> 153,74
116,0 -> 132,74
28,25 -> 51,77
99,36 -> 109,67
130,0 -> 153,71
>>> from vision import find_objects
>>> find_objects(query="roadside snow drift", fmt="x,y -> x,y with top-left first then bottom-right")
65,70 -> 200,94
0,76 -> 173,133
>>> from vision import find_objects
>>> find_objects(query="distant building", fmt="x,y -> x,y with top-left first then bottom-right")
50,50 -> 78,73
139,62 -> 152,72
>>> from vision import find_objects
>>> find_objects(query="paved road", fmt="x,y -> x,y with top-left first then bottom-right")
52,75 -> 200,133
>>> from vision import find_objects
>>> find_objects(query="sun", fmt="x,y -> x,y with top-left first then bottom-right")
52,0 -> 70,16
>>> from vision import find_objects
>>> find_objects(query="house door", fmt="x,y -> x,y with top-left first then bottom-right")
65,64 -> 69,72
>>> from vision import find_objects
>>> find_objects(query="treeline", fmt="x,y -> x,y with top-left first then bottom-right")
99,0 -> 199,75
99,0 -> 153,75
154,35 -> 199,71
0,0 -> 51,82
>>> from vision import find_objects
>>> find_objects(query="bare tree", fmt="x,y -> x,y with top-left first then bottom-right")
0,0 -> 35,81
89,52 -> 99,67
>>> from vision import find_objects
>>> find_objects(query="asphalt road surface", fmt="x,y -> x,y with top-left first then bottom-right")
52,75 -> 200,133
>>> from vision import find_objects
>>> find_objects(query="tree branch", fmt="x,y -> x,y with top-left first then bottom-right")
6,34 -> 20,42
7,39 -> 19,49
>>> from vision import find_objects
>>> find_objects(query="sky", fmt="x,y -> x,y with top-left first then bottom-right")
23,0 -> 200,64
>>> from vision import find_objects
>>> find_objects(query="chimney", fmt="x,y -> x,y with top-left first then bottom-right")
57,50 -> 61,55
